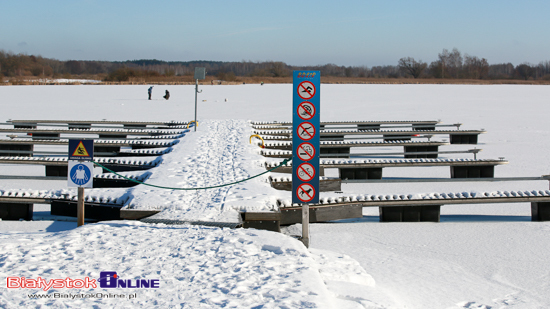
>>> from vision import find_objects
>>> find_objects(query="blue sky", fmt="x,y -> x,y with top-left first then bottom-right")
1,0 -> 549,66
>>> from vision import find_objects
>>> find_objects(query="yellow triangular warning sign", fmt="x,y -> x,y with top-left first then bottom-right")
72,141 -> 90,157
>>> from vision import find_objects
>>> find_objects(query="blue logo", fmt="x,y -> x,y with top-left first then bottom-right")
70,163 -> 91,186
98,271 -> 159,289
98,271 -> 118,288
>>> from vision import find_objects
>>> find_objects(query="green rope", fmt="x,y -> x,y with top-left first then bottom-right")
92,158 -> 290,191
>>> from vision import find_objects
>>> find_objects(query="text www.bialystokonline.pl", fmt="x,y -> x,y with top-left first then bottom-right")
28,292 -> 137,300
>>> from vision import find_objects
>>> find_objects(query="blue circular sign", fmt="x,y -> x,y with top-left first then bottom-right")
70,163 -> 92,186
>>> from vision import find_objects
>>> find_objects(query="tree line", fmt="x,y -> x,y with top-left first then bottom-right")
1,48 -> 549,82
398,48 -> 550,80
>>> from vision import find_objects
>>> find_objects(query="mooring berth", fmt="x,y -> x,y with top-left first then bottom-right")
0,190 -> 130,221
251,120 -> 442,130
252,123 -> 463,131
0,147 -> 173,158
0,171 -> 149,187
0,127 -> 187,138
261,140 -> 449,159
269,176 -> 342,192
6,134 -> 186,141
254,128 -> 485,144
260,149 -> 464,159
0,156 -> 162,176
0,138 -> 179,156
7,119 -> 189,130
275,189 -> 550,224
261,140 -> 448,150
265,158 -> 508,179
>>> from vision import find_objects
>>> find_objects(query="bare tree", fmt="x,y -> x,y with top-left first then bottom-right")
344,66 -> 353,77
438,48 -> 463,78
535,61 -> 550,79
65,61 -> 84,75
464,55 -> 489,79
398,57 -> 427,78
515,63 -> 534,80
488,63 -> 514,79
268,61 -> 289,77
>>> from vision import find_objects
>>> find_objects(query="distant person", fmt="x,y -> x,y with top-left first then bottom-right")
260,81 -> 264,86
163,90 -> 170,100
148,86 -> 153,100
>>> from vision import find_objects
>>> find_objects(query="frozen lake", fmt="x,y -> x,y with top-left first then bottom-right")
1,84 -> 550,308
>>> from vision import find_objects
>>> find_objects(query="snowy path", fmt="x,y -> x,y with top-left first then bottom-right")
123,119 -> 286,222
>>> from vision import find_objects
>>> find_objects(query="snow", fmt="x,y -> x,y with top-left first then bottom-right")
308,220 -> 550,308
0,221 -> 336,308
125,119 -> 286,222
0,84 -> 550,308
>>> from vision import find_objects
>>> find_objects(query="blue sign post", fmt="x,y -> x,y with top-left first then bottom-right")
292,71 -> 320,204
292,71 -> 320,248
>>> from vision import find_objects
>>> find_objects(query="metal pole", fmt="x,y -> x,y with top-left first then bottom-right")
194,79 -> 198,132
77,187 -> 85,227
301,204 -> 309,248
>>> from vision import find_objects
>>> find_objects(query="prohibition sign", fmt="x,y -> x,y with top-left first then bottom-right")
296,142 -> 315,161
297,122 -> 316,141
297,101 -> 316,121
296,183 -> 316,203
297,162 -> 316,182
297,81 -> 316,100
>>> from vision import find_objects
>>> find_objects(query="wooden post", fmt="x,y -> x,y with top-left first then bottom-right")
77,187 -> 85,227
302,204 -> 309,248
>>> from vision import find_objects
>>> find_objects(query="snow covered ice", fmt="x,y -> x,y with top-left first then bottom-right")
0,84 -> 550,308
0,221 -> 341,308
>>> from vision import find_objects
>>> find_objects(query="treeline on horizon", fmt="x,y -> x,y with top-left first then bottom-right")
1,48 -> 549,82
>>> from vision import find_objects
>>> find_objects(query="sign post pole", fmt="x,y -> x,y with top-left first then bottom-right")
77,187 -> 85,227
302,203 -> 309,247
292,71 -> 320,248
194,67 -> 206,132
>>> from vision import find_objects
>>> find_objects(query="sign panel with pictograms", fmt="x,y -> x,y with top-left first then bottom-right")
68,139 -> 94,161
296,122 -> 316,141
296,183 -> 316,203
297,101 -> 316,121
297,81 -> 316,100
292,71 -> 320,204
296,163 -> 315,182
296,142 -> 316,161
67,160 -> 93,188
68,139 -> 94,188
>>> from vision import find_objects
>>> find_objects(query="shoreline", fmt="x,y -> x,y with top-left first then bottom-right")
2,77 -> 550,86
